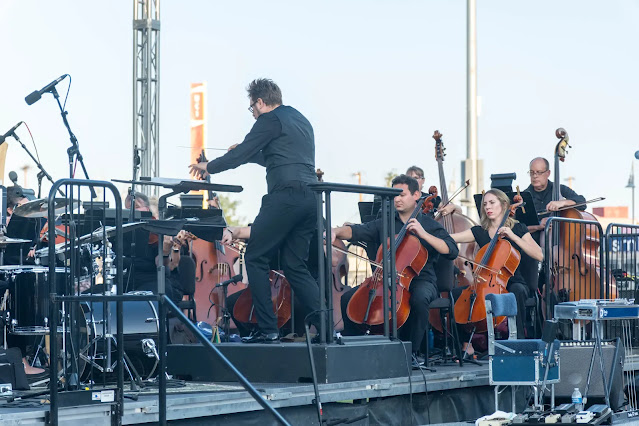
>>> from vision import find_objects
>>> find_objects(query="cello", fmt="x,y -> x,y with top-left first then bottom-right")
547,128 -> 617,302
429,131 -> 479,333
346,193 -> 437,333
454,194 -> 524,333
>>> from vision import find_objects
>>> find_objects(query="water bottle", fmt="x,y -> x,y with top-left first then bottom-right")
571,387 -> 584,411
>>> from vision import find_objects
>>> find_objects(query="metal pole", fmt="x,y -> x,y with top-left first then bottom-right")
324,192 -> 334,342
466,0 -> 479,220
315,192 -> 326,344
381,198 -> 390,338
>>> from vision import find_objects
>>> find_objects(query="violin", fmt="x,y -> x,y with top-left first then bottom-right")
429,131 -> 479,333
547,129 -> 617,302
453,194 -> 524,333
346,191 -> 437,333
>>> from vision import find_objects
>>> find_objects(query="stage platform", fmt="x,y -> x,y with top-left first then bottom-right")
0,362 -> 493,425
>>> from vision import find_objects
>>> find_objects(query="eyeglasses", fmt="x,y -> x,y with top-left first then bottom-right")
248,100 -> 258,113
527,170 -> 548,177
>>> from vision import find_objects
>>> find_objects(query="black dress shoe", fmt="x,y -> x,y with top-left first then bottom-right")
241,331 -> 279,344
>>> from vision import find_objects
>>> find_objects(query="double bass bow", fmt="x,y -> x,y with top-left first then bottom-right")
346,192 -> 437,333
453,194 -> 524,333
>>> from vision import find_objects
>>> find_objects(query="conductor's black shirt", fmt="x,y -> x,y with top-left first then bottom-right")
206,105 -> 316,193
347,211 -> 459,285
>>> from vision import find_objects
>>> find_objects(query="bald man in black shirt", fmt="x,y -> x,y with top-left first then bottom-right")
525,157 -> 586,244
190,79 -> 319,343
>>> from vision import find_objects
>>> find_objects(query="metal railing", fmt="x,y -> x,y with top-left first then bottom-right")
46,179 -> 288,425
308,182 -> 402,342
543,217 -> 608,322
605,223 -> 639,346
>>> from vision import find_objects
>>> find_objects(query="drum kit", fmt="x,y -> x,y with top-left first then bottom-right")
0,198 -> 160,380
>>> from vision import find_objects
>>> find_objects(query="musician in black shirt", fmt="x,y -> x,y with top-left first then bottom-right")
451,189 -> 543,354
525,157 -> 586,243
189,79 -> 319,344
331,175 -> 458,366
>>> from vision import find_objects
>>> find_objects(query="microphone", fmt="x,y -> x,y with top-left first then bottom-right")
0,122 -> 24,144
635,151 -> 639,160
8,171 -> 18,185
214,274 -> 243,288
25,74 -> 69,105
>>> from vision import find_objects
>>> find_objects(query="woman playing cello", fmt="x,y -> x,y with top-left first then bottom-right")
450,189 -> 543,355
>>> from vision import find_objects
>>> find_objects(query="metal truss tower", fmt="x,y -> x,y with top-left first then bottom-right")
133,0 -> 160,196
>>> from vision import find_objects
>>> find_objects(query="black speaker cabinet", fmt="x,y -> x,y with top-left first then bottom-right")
554,339 -> 624,410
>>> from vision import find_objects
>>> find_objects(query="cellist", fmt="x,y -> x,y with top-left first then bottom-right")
450,189 -> 543,355
331,175 -> 459,368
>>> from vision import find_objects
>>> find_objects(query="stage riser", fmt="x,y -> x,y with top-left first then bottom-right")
167,339 -> 412,383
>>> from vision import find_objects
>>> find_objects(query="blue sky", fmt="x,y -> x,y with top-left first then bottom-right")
1,1 -> 638,224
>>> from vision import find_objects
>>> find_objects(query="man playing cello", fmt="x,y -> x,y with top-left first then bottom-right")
331,175 -> 459,367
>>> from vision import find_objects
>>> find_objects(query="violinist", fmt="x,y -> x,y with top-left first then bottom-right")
525,157 -> 586,244
450,189 -> 543,352
189,78 -> 319,344
331,175 -> 459,367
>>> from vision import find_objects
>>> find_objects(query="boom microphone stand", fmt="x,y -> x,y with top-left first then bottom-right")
50,86 -> 96,199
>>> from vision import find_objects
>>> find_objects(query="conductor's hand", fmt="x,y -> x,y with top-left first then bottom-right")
189,162 -> 209,180
406,218 -> 427,239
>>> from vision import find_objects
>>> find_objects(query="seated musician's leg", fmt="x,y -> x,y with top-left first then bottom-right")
506,281 -> 529,338
450,285 -> 473,354
340,285 -> 362,336
400,280 -> 438,354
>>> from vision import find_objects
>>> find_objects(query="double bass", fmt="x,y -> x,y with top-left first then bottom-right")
547,129 -> 617,302
346,193 -> 437,333
454,195 -> 524,333
429,131 -> 479,332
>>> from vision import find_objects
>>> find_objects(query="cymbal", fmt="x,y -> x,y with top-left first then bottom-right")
13,198 -> 80,218
0,236 -> 32,247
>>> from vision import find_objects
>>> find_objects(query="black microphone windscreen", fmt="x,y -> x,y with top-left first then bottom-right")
232,274 -> 243,282
8,171 -> 18,183
25,91 -> 41,106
